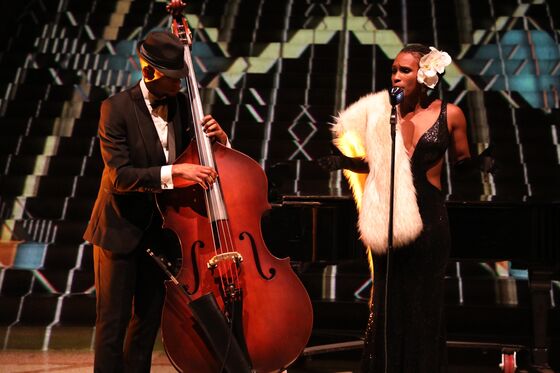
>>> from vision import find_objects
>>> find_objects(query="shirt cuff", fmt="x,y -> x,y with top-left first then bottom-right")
161,165 -> 174,190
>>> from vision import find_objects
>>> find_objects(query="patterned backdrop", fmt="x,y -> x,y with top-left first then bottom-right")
0,0 -> 559,349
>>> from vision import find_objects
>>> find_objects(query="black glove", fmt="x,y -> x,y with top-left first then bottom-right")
317,155 -> 345,171
317,154 -> 369,173
454,147 -> 497,176
478,147 -> 497,174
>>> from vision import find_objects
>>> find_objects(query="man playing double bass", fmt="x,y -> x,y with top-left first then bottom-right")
83,30 -> 229,372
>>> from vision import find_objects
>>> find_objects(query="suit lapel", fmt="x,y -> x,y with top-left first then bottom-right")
130,83 -> 167,166
169,96 -> 183,156
175,93 -> 195,156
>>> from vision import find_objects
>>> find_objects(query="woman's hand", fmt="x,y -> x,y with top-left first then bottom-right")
201,115 -> 228,145
317,155 -> 345,171
317,155 -> 370,173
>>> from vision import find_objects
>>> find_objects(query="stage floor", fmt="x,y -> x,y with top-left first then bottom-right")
0,350 -> 176,373
0,350 -> 362,373
0,348 -> 529,373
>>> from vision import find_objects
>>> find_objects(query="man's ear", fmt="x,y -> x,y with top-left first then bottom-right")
142,65 -> 155,81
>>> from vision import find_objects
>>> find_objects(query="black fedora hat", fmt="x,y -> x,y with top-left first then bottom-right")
136,31 -> 188,79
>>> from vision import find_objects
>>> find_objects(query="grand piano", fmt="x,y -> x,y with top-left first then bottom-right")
266,195 -> 560,371
447,200 -> 560,370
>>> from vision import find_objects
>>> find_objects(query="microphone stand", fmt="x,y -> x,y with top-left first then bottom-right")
386,86 -> 403,257
383,87 -> 403,373
387,91 -> 400,256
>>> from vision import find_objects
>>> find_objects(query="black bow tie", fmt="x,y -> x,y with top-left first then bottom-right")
150,97 -> 169,109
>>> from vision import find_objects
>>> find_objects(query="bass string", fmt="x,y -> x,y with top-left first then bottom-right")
207,193 -> 240,293
172,6 -> 240,299
216,218 -> 240,289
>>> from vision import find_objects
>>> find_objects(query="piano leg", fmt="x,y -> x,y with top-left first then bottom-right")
528,268 -> 553,371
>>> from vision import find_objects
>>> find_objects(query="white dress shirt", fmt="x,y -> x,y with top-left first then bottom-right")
140,79 -> 174,189
139,79 -> 231,190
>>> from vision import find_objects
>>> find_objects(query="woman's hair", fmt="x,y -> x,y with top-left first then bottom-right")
399,43 -> 446,89
399,44 -> 431,61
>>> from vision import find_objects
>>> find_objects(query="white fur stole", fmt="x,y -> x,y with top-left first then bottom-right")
332,90 -> 423,254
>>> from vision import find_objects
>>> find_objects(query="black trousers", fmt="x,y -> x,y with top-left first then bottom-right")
93,224 -> 166,373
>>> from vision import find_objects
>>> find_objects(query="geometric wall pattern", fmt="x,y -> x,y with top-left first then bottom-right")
0,0 -> 559,349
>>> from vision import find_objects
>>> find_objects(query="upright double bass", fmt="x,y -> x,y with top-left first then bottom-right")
154,1 -> 313,372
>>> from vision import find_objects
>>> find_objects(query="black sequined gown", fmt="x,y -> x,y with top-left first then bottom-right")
361,102 -> 451,373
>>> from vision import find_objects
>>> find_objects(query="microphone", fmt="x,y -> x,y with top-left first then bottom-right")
389,87 -> 404,106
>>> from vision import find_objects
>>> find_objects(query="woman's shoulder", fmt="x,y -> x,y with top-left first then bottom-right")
337,90 -> 389,121
444,102 -> 465,117
351,90 -> 389,109
444,102 -> 467,128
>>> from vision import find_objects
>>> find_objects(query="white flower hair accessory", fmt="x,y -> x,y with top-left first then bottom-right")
417,47 -> 452,89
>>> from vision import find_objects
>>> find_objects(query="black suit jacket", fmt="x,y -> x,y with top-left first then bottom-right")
84,82 -> 193,253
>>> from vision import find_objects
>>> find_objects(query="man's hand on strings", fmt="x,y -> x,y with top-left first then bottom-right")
201,115 -> 228,145
172,163 -> 218,189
